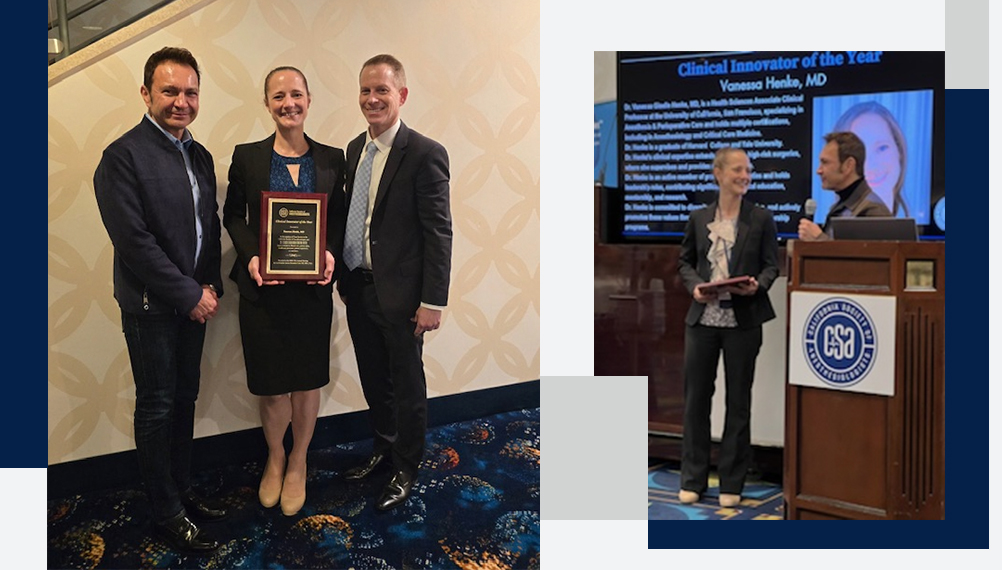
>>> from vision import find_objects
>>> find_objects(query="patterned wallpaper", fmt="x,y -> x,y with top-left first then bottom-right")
47,0 -> 540,464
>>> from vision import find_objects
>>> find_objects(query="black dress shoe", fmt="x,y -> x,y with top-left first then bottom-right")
343,453 -> 388,481
153,512 -> 220,554
181,491 -> 228,521
376,471 -> 416,511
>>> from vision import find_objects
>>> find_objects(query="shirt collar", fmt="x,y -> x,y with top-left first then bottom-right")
144,113 -> 193,149
366,119 -> 401,153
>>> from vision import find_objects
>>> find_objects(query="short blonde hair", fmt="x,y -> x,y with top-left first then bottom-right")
712,147 -> 746,185
361,54 -> 406,88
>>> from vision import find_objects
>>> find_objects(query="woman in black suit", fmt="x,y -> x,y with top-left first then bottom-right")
223,67 -> 346,516
676,147 -> 779,508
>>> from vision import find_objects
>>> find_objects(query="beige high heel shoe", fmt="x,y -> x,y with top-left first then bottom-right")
280,466 -> 306,516
678,490 -> 699,504
719,493 -> 741,508
258,456 -> 285,508
258,468 -> 283,508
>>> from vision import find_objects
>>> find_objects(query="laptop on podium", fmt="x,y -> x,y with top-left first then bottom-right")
829,217 -> 918,241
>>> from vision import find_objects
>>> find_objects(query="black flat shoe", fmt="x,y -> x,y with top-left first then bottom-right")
343,453 -> 388,481
181,491 -> 228,521
376,471 -> 416,511
153,512 -> 220,554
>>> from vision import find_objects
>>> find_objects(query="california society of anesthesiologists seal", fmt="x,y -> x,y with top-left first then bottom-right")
802,297 -> 877,388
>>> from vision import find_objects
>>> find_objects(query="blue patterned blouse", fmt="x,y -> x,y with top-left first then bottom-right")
270,150 -> 315,193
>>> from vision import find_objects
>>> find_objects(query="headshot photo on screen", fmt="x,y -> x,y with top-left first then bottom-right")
812,90 -> 933,224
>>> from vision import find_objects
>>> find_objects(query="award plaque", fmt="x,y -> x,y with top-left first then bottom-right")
697,275 -> 753,294
259,191 -> 328,281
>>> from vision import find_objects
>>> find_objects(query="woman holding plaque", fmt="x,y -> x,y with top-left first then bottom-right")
223,66 -> 345,516
676,147 -> 779,508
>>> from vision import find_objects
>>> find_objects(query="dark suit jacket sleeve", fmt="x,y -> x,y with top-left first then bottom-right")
415,141 -> 452,307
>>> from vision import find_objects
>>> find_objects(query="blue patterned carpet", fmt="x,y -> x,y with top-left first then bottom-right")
648,461 -> 784,520
48,409 -> 540,569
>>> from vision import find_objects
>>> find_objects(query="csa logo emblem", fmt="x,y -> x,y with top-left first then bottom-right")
802,297 -> 877,388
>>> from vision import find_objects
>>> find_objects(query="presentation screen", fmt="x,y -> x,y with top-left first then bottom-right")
609,51 -> 945,242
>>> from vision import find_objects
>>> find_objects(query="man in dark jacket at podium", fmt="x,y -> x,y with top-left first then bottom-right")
798,131 -> 892,241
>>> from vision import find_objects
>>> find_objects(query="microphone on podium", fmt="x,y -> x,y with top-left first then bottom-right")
804,198 -> 817,218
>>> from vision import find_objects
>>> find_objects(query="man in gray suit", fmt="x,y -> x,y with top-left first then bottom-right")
334,54 -> 452,510
798,131 -> 892,240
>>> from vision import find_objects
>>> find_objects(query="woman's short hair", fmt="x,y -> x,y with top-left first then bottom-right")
712,147 -> 745,184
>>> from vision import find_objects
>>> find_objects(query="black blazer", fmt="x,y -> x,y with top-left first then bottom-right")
223,133 -> 346,301
332,122 -> 452,321
677,199 -> 779,328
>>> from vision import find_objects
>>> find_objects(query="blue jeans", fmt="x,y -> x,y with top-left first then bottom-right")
121,311 -> 205,522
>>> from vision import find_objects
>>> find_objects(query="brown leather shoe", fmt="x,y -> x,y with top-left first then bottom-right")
343,453 -> 388,481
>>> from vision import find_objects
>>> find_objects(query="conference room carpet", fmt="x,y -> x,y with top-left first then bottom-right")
648,460 -> 784,520
48,409 -> 540,569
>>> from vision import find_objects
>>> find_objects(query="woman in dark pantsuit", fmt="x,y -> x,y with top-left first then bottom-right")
223,67 -> 346,516
676,147 -> 779,508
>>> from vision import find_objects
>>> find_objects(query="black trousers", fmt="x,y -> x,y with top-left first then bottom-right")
343,269 -> 427,475
679,323 -> 762,495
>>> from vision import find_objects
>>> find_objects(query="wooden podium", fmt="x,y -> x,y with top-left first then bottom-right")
784,240 -> 945,519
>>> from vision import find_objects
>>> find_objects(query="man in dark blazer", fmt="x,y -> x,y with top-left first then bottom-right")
94,47 -> 225,554
333,54 -> 452,511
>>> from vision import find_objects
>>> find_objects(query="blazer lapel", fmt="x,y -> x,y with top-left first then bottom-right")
306,135 -> 330,196
373,122 -> 409,213
729,200 -> 753,273
249,134 -> 275,203
697,203 -> 715,280
345,132 -> 366,209
246,134 -> 278,221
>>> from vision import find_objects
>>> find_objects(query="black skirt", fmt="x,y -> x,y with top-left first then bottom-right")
237,281 -> 333,396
